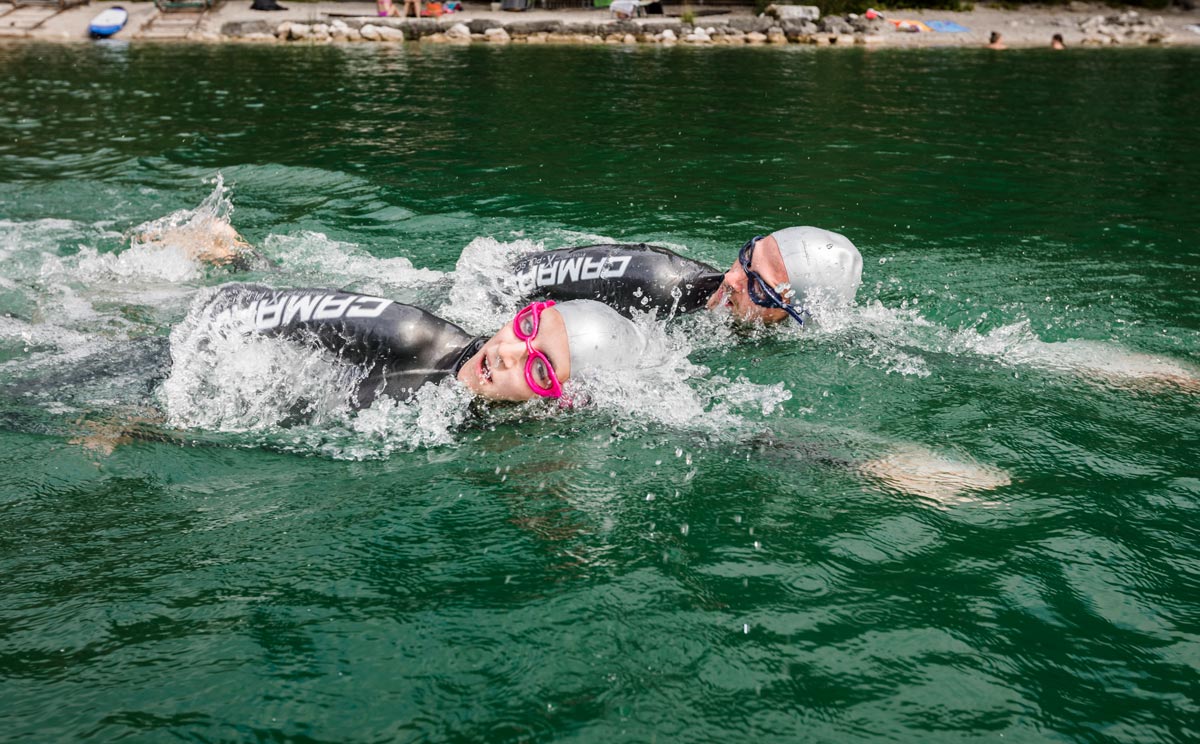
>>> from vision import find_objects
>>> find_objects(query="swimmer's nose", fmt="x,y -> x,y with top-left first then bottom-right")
496,340 -> 526,368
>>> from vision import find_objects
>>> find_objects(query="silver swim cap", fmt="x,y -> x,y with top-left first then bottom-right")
554,300 -> 648,376
770,226 -> 864,306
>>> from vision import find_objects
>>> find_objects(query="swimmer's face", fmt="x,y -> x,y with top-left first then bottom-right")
706,235 -> 791,324
457,306 -> 572,401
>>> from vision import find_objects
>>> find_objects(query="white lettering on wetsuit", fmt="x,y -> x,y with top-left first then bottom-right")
515,255 -> 632,295
213,292 -> 394,331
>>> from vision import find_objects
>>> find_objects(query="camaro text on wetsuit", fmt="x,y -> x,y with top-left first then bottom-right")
514,254 -> 632,295
214,292 -> 394,331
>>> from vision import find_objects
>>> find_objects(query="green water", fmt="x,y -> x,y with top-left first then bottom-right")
2,41 -> 1199,742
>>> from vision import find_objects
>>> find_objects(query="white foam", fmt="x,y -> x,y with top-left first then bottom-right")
158,288 -> 475,458
260,230 -> 443,296
804,299 -> 1199,390
554,314 -> 794,437
160,289 -> 363,432
442,235 -> 544,332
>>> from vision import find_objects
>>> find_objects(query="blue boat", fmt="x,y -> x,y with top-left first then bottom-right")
88,6 -> 128,38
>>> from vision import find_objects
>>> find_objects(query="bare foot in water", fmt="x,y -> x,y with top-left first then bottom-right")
859,444 -> 1011,505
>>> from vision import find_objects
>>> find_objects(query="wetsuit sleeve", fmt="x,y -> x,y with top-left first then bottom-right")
205,284 -> 477,406
510,244 -> 724,318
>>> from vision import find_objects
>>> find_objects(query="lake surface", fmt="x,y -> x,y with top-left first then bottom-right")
2,41 -> 1198,742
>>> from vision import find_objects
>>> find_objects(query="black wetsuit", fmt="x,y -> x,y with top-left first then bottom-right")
511,244 -> 723,319
206,284 -> 485,408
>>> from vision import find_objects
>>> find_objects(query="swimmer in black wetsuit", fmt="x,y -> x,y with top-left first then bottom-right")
509,226 -> 864,326
198,284 -> 649,407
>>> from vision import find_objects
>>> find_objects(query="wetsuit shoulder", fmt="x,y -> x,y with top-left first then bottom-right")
511,244 -> 723,318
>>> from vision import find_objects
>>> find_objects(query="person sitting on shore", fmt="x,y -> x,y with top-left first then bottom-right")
1051,33 -> 1065,49
190,284 -> 648,408
504,226 -> 864,327
987,31 -> 1007,50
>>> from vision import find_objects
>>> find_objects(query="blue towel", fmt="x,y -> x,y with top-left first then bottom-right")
927,20 -> 969,33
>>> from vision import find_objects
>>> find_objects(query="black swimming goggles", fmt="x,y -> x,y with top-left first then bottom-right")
739,235 -> 807,326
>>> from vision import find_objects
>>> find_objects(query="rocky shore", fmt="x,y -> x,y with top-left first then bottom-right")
3,0 -> 1198,48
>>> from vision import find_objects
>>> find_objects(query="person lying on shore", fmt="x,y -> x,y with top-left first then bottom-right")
503,226 -> 864,326
192,284 -> 648,408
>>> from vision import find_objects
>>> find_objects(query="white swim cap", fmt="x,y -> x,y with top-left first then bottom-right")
554,300 -> 649,375
770,226 -> 864,306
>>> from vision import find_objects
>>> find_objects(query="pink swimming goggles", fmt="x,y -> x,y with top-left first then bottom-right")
513,300 -> 564,399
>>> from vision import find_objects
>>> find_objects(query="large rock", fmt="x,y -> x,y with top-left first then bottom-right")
780,19 -> 817,38
727,16 -> 772,33
445,22 -> 471,40
817,16 -> 854,34
377,25 -> 405,41
484,27 -> 511,42
359,23 -> 381,41
640,19 -> 684,35
765,4 -> 819,21
1079,11 -> 1169,44
221,19 -> 274,37
466,18 -> 504,33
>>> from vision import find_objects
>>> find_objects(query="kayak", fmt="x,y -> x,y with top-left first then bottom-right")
89,6 -> 128,38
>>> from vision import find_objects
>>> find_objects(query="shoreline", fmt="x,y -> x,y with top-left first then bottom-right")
2,1 -> 1198,47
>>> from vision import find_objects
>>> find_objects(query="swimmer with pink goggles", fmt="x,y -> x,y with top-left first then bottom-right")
513,300 -> 564,399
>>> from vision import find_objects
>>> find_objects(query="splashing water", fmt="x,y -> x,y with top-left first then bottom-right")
809,299 -> 1200,391
259,230 -> 444,298
443,235 -> 544,332
38,173 -> 249,284
157,286 -> 480,458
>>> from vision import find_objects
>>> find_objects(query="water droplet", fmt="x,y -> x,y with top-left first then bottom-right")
680,523 -> 689,536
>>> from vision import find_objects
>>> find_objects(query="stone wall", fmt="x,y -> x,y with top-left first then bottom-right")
222,14 -> 889,46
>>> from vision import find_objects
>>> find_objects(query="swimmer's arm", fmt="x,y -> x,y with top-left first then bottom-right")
511,244 -> 723,318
